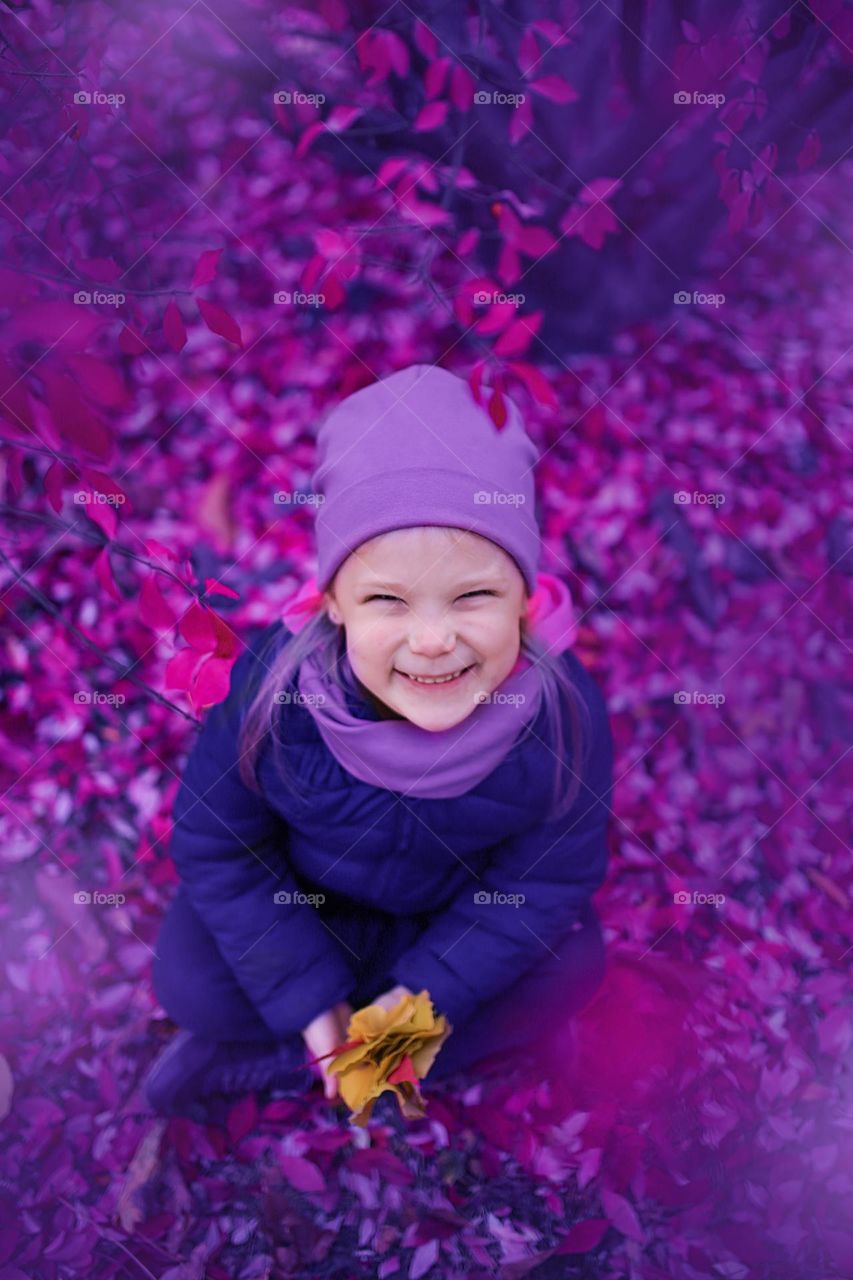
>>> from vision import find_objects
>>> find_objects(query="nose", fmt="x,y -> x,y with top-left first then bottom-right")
407,612 -> 456,657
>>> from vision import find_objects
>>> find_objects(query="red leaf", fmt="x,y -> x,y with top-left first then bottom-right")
139,573 -> 177,631
507,360 -> 558,408
191,248 -> 222,290
518,28 -> 540,77
450,64 -> 475,113
180,601 -> 218,652
80,466 -> 130,511
601,1189 -> 645,1243
279,1155 -> 326,1194
413,20 -> 437,58
796,130 -> 821,172
528,75 -> 579,104
424,58 -> 449,100
494,312 -> 542,357
83,496 -> 117,538
556,1218 -> 610,1254
508,95 -> 533,145
95,546 -> 123,603
203,577 -> 240,600
67,355 -> 127,408
44,367 -> 112,459
163,301 -> 187,353
164,646 -> 204,692
118,324 -> 146,355
413,101 -> 448,132
487,388 -> 508,430
197,299 -> 242,346
226,1093 -> 257,1144
43,459 -> 76,512
11,301 -> 104,351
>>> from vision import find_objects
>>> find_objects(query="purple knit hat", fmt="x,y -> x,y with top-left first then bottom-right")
311,364 -> 541,595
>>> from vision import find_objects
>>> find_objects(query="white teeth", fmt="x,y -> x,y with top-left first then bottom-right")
404,668 -> 467,684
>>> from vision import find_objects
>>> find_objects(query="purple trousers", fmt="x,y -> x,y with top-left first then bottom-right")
151,885 -> 606,1082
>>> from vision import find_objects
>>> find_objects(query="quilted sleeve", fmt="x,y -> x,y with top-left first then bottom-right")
167,621 -> 357,1036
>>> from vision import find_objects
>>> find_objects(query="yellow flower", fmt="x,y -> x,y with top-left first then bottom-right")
326,989 -> 452,1127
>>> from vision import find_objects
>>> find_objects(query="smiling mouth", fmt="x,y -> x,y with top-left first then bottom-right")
395,664 -> 475,687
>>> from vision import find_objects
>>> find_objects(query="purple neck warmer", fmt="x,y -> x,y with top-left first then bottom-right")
282,572 -> 577,798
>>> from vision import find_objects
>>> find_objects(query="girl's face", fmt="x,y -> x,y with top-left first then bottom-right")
323,527 -> 528,732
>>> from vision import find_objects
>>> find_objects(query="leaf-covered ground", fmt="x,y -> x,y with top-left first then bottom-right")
1,157 -> 851,1280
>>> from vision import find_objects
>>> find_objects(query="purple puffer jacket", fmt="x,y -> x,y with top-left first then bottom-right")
166,620 -> 614,1035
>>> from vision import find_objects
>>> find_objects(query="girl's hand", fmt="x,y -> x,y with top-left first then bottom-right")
301,999 -> 353,1101
371,983 -> 415,1012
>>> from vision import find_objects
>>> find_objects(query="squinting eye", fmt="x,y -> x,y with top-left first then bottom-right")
363,590 -> 497,603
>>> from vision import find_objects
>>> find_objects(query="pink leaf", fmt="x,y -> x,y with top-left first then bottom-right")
203,577 -> 240,600
180,601 -> 218,652
226,1093 -> 257,1144
493,313 -> 542,357
279,1155 -> 326,1194
450,64 -> 475,113
118,324 -> 146,355
796,129 -> 821,172
95,546 -> 123,603
197,299 -> 242,346
413,100 -> 449,132
487,388 -> 508,430
424,57 -> 449,100
139,573 -> 177,631
164,646 -> 204,693
556,1218 -> 610,1253
190,655 -> 233,711
163,300 -> 187,353
518,29 -> 540,76
326,105 -> 362,132
44,459 -> 75,512
66,355 -> 127,408
601,1188 -> 645,1243
528,75 -> 579,104
413,20 -> 438,58
84,496 -> 117,539
508,95 -> 533,144
191,248 -> 222,289
507,360 -> 557,408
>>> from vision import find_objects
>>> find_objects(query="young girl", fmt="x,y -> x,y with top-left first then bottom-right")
144,364 -> 613,1116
